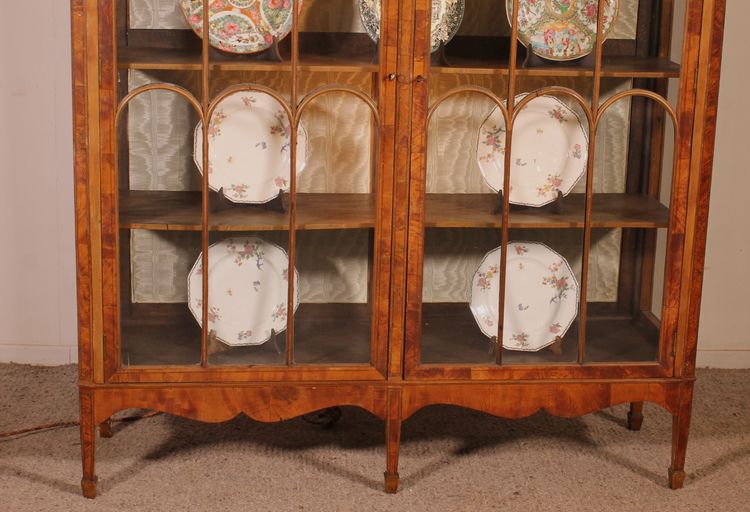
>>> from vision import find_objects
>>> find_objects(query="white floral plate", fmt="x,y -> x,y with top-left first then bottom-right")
194,90 -> 307,204
359,0 -> 464,53
476,94 -> 588,207
469,242 -> 579,352
188,236 -> 299,347
505,0 -> 619,61
180,0 -> 301,54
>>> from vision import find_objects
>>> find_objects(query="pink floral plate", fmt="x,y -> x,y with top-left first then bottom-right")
188,236 -> 300,347
469,242 -> 579,352
194,90 -> 307,204
506,0 -> 619,61
476,94 -> 588,207
180,0 -> 302,54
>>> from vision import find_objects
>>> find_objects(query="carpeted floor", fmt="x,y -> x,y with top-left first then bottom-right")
0,365 -> 748,511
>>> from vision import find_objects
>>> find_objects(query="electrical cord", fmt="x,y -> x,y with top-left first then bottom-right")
0,411 -> 161,440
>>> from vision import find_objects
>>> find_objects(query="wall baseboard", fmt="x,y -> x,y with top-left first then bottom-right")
696,349 -> 750,369
0,345 -> 748,369
0,344 -> 78,366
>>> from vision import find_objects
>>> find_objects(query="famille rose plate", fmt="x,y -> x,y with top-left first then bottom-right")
188,236 -> 300,347
506,0 -> 619,61
359,0 -> 464,53
180,0 -> 301,54
476,94 -> 588,207
194,90 -> 307,204
469,242 -> 579,352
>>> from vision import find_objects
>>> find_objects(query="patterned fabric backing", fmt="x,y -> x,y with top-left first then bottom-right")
127,0 -> 638,305
128,0 -> 637,39
129,0 -> 366,32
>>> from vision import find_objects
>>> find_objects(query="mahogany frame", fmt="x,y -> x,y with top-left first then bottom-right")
71,0 -> 727,498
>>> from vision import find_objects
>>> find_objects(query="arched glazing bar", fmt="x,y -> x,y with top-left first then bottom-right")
427,87 -> 509,127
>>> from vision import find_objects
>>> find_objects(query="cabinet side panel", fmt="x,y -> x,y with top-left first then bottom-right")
71,0 -> 93,382
680,0 -> 727,377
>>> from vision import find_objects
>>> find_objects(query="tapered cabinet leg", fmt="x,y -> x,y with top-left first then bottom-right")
384,388 -> 402,494
79,388 -> 98,499
669,383 -> 693,489
627,401 -> 644,431
99,418 -> 113,438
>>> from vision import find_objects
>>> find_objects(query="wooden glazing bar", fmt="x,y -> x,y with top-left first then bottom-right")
200,0 -> 210,368
100,0 -> 119,380
639,0 -> 676,316
577,0 -> 608,364
374,0 -> 397,376
497,0 -> 521,365
368,4 -> 386,370
400,0 -> 426,376
286,0 -> 300,367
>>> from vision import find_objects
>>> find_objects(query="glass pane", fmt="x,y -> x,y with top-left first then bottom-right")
206,232 -> 290,366
501,230 -> 583,364
582,0 -> 688,364
421,229 -> 500,364
117,82 -> 203,366
116,0 -> 384,369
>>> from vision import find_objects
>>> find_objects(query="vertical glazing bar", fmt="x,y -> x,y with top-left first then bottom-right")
577,0 -> 607,363
496,0 -> 521,365
286,0 -> 300,366
200,0 -> 210,367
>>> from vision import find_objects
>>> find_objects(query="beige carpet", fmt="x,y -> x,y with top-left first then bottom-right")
0,365 -> 748,511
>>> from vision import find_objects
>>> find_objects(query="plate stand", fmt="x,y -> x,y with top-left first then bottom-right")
430,42 -> 450,67
211,188 -> 288,213
246,35 -> 284,62
207,329 -> 284,357
214,36 -> 283,62
369,40 -> 380,64
489,335 -> 563,356
522,48 -> 596,69
493,189 -> 564,215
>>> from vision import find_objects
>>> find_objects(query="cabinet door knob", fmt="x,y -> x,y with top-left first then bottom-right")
387,73 -> 397,81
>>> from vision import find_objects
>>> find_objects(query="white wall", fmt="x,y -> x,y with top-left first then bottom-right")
0,0 -> 77,364
0,1 -> 746,367
695,1 -> 750,368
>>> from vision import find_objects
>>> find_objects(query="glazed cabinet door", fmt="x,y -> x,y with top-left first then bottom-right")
402,0 -> 701,379
98,0 -> 398,381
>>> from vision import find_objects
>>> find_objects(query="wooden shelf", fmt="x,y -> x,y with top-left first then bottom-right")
120,191 -> 667,231
433,55 -> 680,78
421,303 -> 658,365
425,193 -> 670,229
121,302 -> 657,367
118,47 -> 678,78
120,191 -> 375,231
121,303 -> 371,366
119,47 -> 378,73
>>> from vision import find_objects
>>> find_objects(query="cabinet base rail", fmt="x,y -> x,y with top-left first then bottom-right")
78,379 -> 694,498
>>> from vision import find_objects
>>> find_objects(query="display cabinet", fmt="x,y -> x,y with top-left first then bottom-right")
72,0 -> 727,497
